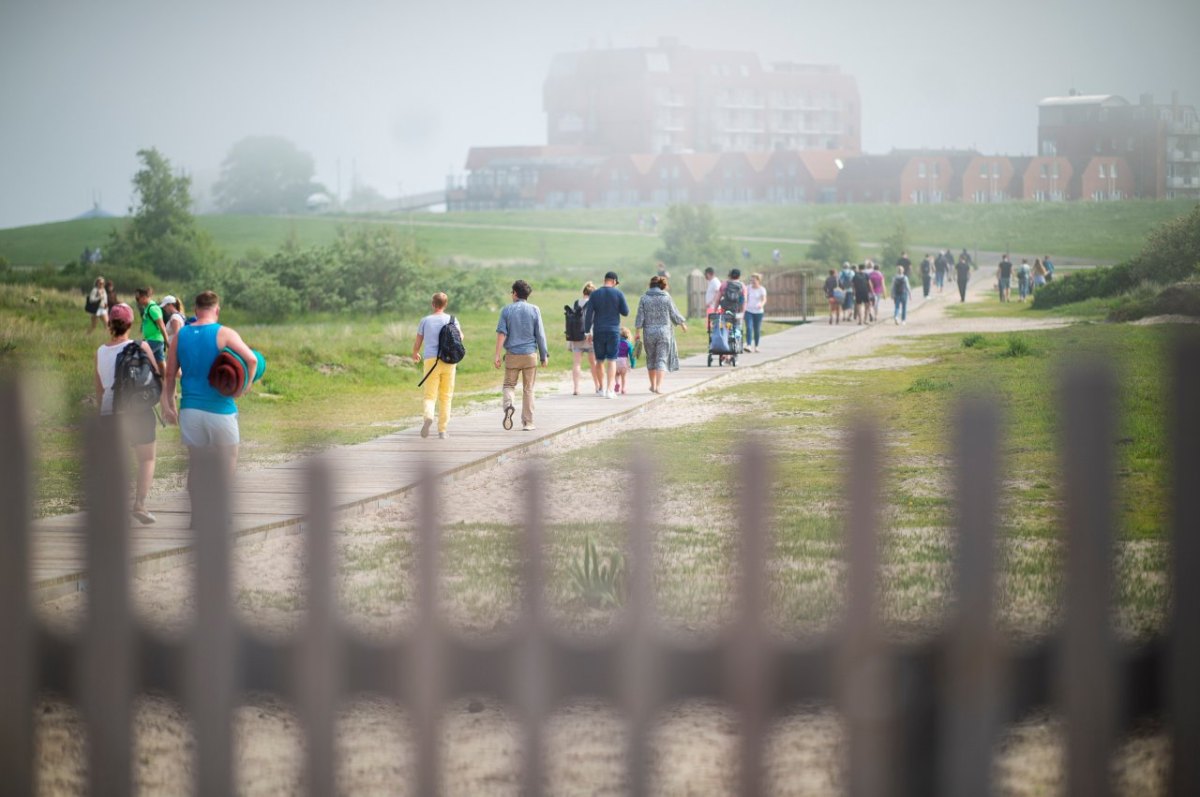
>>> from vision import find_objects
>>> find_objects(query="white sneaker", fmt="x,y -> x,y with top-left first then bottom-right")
605,389 -> 616,399
595,388 -> 604,396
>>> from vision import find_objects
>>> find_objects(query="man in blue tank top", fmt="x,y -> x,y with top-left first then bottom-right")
160,290 -> 257,485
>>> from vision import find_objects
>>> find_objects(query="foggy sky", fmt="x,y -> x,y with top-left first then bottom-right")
1,0 -> 1197,229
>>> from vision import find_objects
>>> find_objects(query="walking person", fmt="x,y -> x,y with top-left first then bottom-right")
839,261 -> 856,317
743,272 -> 767,352
136,287 -> 169,367
852,264 -> 872,324
412,292 -> 463,439
493,280 -> 548,431
935,250 -> 950,293
567,282 -> 602,396
896,250 -> 912,277
160,295 -> 186,338
583,271 -> 629,399
919,254 -> 933,298
1032,258 -> 1047,294
161,291 -> 258,490
892,267 -> 911,325
823,269 -> 841,325
634,275 -> 688,394
997,254 -> 1013,303
94,303 -> 159,524
1043,255 -> 1056,282
87,276 -> 109,332
1017,259 -> 1031,302
704,267 -> 721,313
868,261 -> 886,322
955,254 -> 972,302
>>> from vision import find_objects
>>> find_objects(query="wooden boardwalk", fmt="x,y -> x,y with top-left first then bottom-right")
31,295 -> 934,602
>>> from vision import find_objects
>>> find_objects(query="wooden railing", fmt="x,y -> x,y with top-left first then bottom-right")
1,339 -> 1197,795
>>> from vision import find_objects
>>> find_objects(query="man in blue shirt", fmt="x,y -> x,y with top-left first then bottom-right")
582,271 -> 629,399
493,280 -> 548,431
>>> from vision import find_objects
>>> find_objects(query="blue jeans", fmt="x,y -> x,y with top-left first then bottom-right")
893,294 -> 908,321
1018,276 -> 1029,299
744,312 -> 764,347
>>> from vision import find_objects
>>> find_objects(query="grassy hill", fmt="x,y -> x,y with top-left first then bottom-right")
1,200 -> 1194,269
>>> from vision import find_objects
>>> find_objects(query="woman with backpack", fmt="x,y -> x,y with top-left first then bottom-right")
93,303 -> 160,524
86,276 -> 108,332
566,282 -> 602,396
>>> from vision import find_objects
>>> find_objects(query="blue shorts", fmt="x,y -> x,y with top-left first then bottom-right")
593,330 -> 620,361
147,339 -> 166,364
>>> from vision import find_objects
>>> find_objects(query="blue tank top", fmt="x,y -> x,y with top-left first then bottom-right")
177,323 -> 236,414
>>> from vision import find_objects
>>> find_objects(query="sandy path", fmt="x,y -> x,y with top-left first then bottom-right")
36,283 -> 1167,795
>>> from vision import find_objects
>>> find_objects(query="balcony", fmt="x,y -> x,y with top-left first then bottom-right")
1169,120 -> 1200,135
1167,175 -> 1200,188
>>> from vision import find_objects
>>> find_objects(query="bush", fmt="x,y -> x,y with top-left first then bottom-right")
1108,280 -> 1200,322
807,219 -> 859,268
654,204 -> 735,268
961,333 -> 986,348
1031,261 -> 1139,309
1000,335 -> 1034,358
3,260 -> 161,298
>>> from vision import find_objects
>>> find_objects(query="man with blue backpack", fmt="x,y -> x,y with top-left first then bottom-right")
412,291 -> 465,439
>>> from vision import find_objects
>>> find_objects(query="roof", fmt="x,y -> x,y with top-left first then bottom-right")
798,149 -> 853,183
1038,94 -> 1128,108
464,145 -> 602,170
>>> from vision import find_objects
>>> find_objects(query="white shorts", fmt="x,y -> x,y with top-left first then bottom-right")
179,409 -> 240,447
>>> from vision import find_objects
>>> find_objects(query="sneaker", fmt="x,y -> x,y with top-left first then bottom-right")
502,406 -> 515,430
132,508 -> 156,525
901,320 -> 907,325
894,317 -> 899,325
438,431 -> 450,439
421,417 -> 433,438
522,423 -> 536,431
595,388 -> 605,396
605,390 -> 616,399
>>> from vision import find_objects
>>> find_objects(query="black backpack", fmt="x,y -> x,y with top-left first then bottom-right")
417,317 -> 465,386
564,301 -> 585,342
892,276 -> 908,298
112,342 -> 162,413
719,280 -> 745,313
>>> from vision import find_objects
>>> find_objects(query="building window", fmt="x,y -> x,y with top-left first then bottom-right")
917,162 -> 927,178
1098,164 -> 1106,178
1110,163 -> 1118,178
933,163 -> 940,178
980,164 -> 989,178
1040,164 -> 1049,178
992,163 -> 1000,177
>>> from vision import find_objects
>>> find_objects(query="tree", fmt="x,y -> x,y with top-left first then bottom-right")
807,219 -> 859,268
654,204 -> 734,268
106,148 -> 218,281
213,136 -> 324,214
878,216 -> 909,271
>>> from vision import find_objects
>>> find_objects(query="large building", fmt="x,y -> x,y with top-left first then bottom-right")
1037,91 -> 1200,200
542,38 -> 861,155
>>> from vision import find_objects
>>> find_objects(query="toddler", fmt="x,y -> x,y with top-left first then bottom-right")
615,327 -> 633,394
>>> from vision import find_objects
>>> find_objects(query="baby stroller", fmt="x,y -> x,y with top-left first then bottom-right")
706,311 -> 742,367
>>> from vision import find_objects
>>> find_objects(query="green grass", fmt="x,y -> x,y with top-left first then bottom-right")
0,283 -> 719,515
3,200 -> 1194,268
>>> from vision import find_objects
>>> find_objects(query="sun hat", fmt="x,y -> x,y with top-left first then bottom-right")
159,295 -> 178,308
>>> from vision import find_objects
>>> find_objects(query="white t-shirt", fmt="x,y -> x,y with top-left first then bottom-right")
416,312 -> 461,360
704,276 -> 721,308
745,285 -> 767,313
96,341 -> 131,415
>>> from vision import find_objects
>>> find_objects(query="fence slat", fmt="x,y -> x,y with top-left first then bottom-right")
1061,364 -> 1117,797
1170,336 -> 1200,797
624,452 -> 657,797
732,443 -> 771,797
518,463 -> 549,797
189,449 -> 236,797
82,416 -> 134,797
838,423 -> 891,797
941,397 -> 1002,796
0,381 -> 34,795
301,460 -> 338,796
411,462 -> 443,797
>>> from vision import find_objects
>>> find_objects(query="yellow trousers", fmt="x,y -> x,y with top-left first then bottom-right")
422,361 -> 456,433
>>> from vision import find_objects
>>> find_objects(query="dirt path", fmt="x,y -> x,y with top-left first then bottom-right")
37,283 -> 1161,796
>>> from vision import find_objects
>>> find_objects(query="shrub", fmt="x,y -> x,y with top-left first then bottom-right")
1129,203 -> 1200,284
1000,335 -> 1033,358
807,219 -> 859,268
1031,261 -> 1138,309
961,333 -> 986,348
567,537 -> 625,609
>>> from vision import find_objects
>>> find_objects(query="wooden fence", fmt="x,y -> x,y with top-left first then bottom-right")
685,269 -> 814,320
1,340 -> 1198,795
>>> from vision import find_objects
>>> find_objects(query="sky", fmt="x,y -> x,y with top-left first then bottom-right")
1,0 -> 1197,229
